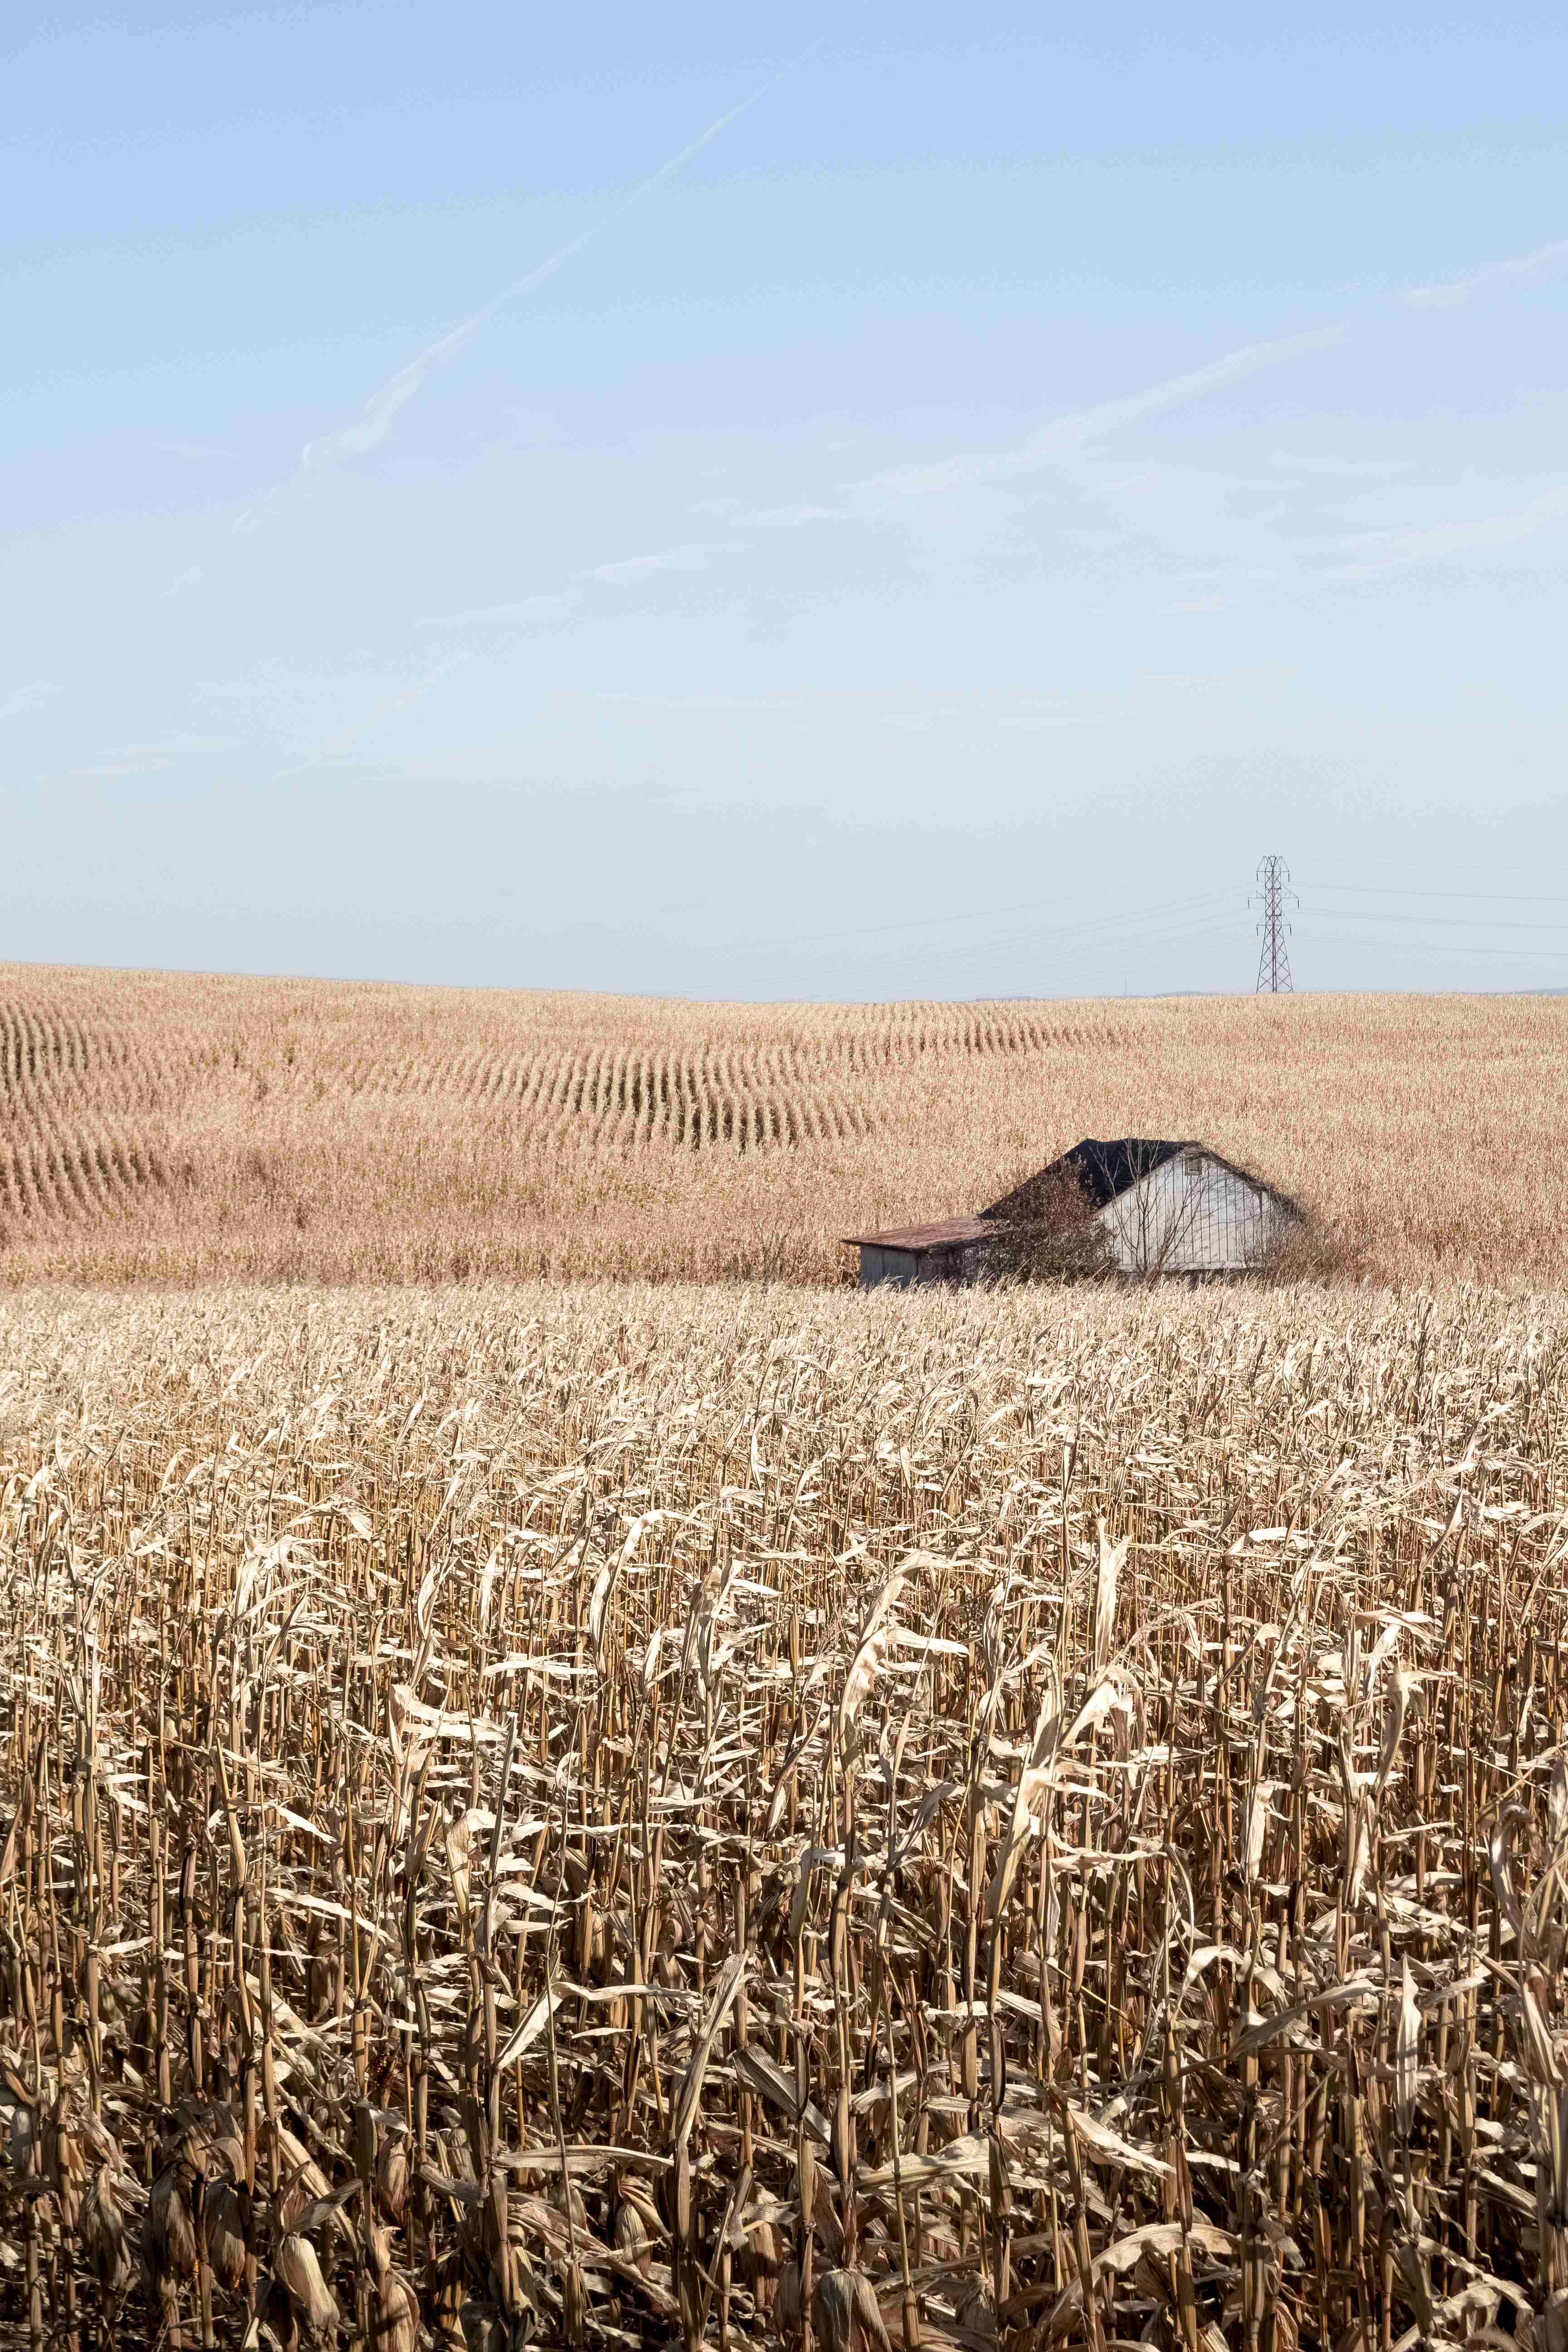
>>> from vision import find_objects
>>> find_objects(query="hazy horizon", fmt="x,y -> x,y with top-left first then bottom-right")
3,951 -> 1565,1010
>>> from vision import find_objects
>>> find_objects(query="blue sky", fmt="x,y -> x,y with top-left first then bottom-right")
4,0 -> 1567,998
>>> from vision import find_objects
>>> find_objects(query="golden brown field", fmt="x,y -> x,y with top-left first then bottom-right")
2,962 -> 1566,1287
0,1273 -> 1565,2350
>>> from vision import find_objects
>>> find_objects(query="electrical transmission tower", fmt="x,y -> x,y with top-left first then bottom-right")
1251,855 -> 1297,993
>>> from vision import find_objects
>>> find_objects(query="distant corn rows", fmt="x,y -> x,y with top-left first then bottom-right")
0,1002 -> 177,1226
0,990 -> 1123,1230
343,1047 -> 877,1152
5,964 -> 1568,1285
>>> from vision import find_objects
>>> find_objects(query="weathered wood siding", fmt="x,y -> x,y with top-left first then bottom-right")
1098,1149 -> 1288,1273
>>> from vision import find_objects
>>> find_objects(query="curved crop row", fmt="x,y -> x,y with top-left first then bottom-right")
1,963 -> 1566,1285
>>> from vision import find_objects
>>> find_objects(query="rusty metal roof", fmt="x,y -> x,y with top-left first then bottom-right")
842,1216 -> 997,1253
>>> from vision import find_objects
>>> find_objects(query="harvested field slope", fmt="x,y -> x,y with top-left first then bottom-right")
0,961 -> 1565,1282
0,1275 -> 1563,2346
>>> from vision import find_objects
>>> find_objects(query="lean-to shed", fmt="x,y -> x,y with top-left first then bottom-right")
845,1136 -> 1298,1289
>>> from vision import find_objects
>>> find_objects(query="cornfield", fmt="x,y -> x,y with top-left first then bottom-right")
3,963 -> 1568,1285
0,1272 -> 1566,2351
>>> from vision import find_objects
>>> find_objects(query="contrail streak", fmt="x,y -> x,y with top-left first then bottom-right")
862,325 -> 1350,500
1401,236 -> 1568,310
302,55 -> 810,469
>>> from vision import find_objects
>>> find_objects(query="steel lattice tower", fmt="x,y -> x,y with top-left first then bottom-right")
1250,855 -> 1297,992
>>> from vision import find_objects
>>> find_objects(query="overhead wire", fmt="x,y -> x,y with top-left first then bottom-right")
838,915 -> 1252,995
1306,928 -> 1568,968
1310,904 -> 1568,936
743,892 -> 1078,950
1305,881 -> 1568,906
830,889 -> 1240,969
745,887 -> 1237,958
894,887 -> 1568,983
742,870 -> 1568,994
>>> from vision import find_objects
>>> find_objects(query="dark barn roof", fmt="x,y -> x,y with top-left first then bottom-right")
982,1137 -> 1190,1222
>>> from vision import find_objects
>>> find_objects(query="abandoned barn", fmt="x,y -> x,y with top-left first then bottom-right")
845,1137 -> 1298,1288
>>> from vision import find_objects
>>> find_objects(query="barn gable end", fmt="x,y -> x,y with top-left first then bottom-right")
982,1137 -> 1186,1226
1089,1145 -> 1288,1274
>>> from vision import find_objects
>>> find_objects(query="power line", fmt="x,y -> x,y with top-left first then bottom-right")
1250,854 -> 1296,993
744,891 -> 1078,951
856,910 -> 1247,978
732,868 -> 1568,993
1311,904 -> 1568,935
757,887 -> 1238,963
836,898 -> 1244,976
750,875 -> 1568,959
1305,926 -> 1568,966
1306,881 -> 1568,906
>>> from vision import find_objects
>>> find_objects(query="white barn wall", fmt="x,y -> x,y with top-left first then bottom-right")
1098,1149 -> 1288,1273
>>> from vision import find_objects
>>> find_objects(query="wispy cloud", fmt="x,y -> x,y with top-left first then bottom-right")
0,680 -> 58,721
745,501 -> 863,527
597,692 -> 799,711
1401,237 -> 1568,310
160,566 -> 204,600
308,652 -> 472,760
106,736 -> 241,759
589,542 -> 743,586
301,60 -> 806,470
56,734 -> 244,780
1338,485 -> 1568,574
497,406 -> 567,448
416,593 -> 579,630
1163,594 -> 1236,613
860,324 -> 1349,501
1141,672 -> 1226,696
232,488 -> 283,536
1269,450 -> 1418,479
882,707 -> 961,732
59,755 -> 173,779
997,695 -> 1084,731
